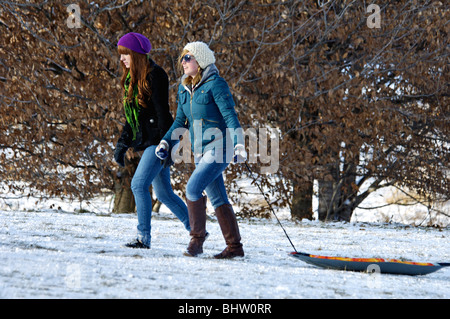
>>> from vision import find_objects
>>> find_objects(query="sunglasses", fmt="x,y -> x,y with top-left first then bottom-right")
182,54 -> 195,63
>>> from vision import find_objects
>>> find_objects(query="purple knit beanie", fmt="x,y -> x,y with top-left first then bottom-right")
117,32 -> 152,54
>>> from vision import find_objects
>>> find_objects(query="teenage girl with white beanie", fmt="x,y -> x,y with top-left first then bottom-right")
156,41 -> 247,258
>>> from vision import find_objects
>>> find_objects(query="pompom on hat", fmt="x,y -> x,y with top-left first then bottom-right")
184,41 -> 216,69
118,32 -> 152,54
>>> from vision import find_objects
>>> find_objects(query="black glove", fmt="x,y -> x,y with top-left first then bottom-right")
114,142 -> 128,167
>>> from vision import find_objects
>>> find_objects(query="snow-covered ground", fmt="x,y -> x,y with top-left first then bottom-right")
0,195 -> 449,299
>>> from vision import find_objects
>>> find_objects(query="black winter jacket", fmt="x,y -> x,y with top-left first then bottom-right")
116,59 -> 174,152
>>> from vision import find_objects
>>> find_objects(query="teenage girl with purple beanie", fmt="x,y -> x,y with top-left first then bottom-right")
115,33 -> 190,249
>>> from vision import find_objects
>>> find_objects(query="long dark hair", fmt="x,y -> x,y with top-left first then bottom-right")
118,45 -> 152,108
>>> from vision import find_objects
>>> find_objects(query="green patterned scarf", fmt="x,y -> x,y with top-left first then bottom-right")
123,72 -> 140,141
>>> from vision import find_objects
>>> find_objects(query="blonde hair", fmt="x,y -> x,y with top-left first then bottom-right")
178,49 -> 202,87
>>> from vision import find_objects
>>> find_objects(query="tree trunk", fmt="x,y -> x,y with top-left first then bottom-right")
291,179 -> 313,220
112,155 -> 161,214
152,200 -> 161,212
112,156 -> 139,214
336,161 -> 357,222
318,160 -> 340,221
318,156 -> 358,222
318,179 -> 336,221
113,178 -> 135,213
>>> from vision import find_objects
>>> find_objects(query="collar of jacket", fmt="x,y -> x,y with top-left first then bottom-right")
148,57 -> 156,68
182,64 -> 219,94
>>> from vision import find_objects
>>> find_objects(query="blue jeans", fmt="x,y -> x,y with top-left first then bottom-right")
131,145 -> 190,246
186,150 -> 230,209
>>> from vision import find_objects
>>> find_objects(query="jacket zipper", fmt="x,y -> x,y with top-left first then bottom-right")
185,78 -> 215,124
201,118 -> 219,123
190,92 -> 194,123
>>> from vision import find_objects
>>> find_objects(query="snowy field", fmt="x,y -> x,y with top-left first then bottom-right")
0,195 -> 449,300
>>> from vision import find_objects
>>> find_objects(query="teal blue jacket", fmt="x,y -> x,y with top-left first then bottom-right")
162,65 -> 244,158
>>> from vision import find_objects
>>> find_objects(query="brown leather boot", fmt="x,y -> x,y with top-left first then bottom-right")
184,196 -> 207,257
214,204 -> 244,259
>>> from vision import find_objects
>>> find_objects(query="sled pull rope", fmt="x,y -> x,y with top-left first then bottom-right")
244,162 -> 298,253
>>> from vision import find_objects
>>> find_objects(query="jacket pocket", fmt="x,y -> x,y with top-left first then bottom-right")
177,90 -> 187,105
194,89 -> 212,105
202,118 -> 220,124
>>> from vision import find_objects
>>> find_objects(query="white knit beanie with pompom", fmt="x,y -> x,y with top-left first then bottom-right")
184,41 -> 216,69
